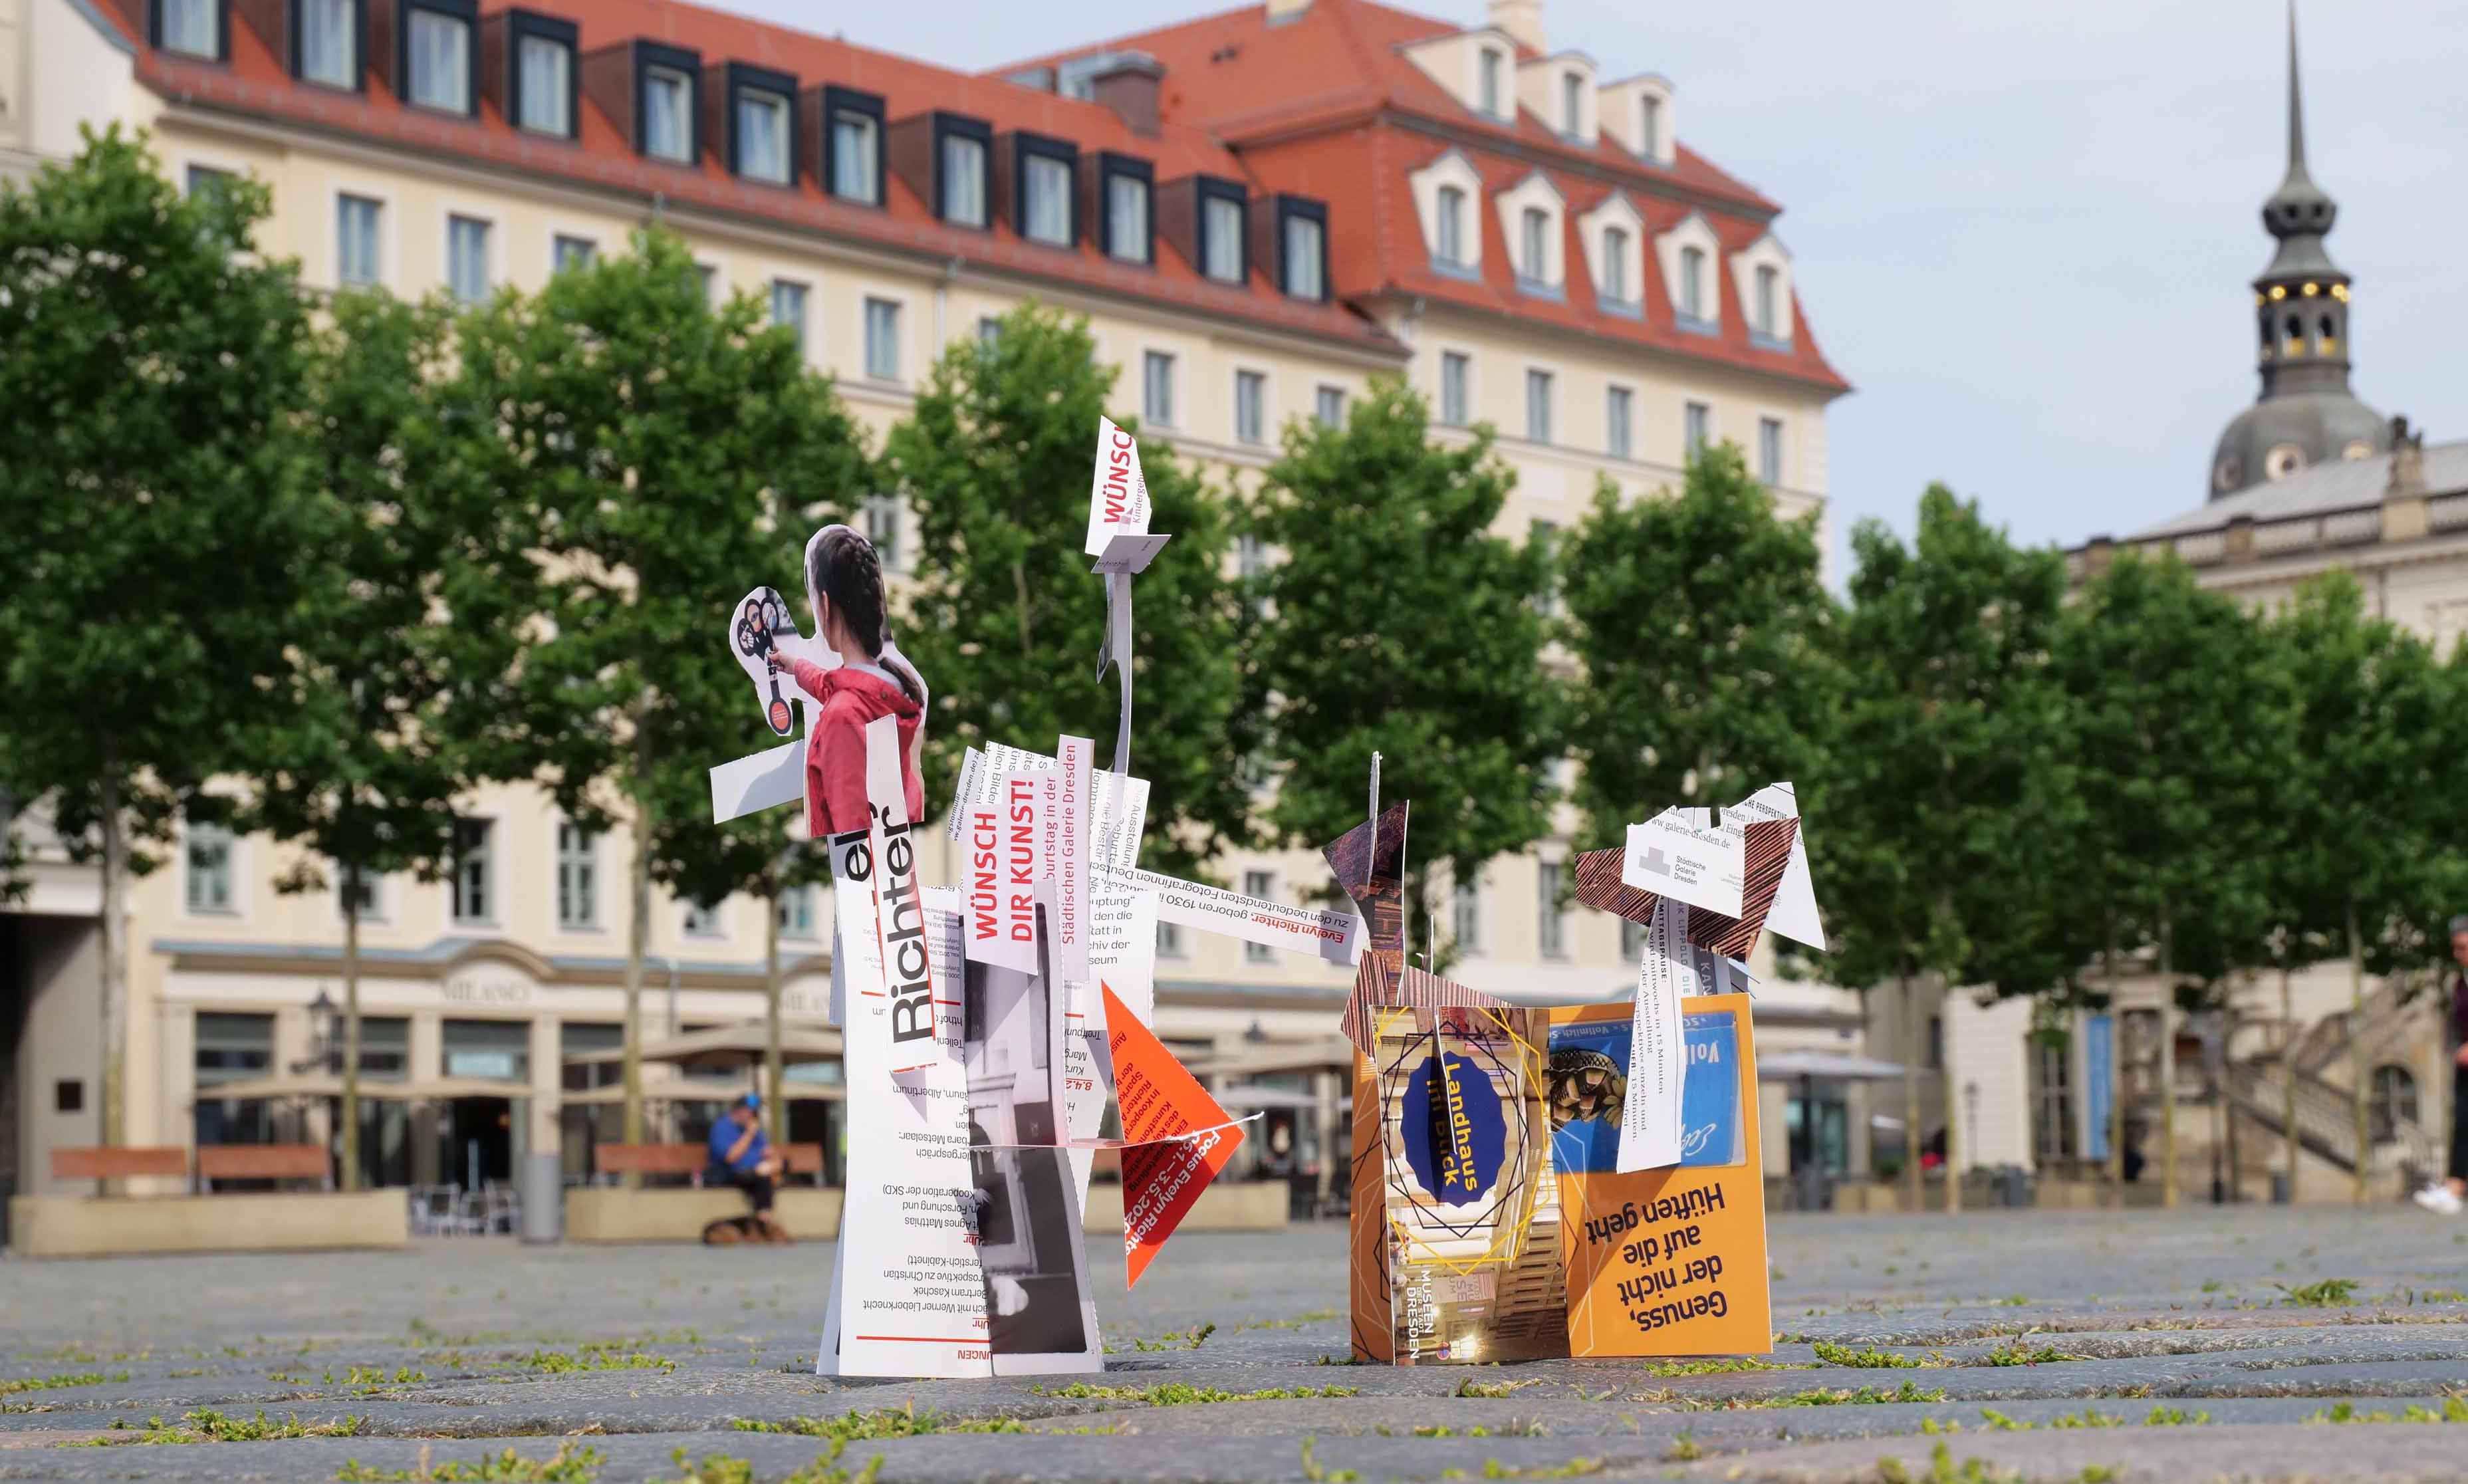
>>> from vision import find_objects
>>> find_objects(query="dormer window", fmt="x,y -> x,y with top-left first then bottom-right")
1753,265 -> 1777,337
1562,72 -> 1582,133
507,13 -> 576,138
154,0 -> 223,60
1520,207 -> 1548,283
825,88 -> 885,206
937,116 -> 992,229
1426,186 -> 1464,268
1479,48 -> 1503,116
1640,95 -> 1663,158
1014,135 -> 1076,247
1601,227 -> 1630,303
636,46 -> 699,164
1277,197 -> 1327,301
403,0 -> 475,116
1679,245 -> 1707,319
726,65 -> 798,187
297,0 -> 358,90
1197,178 -> 1247,284
1100,156 -> 1154,267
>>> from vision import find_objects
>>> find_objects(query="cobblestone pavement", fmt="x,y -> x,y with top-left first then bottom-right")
7,1205 -> 2468,1481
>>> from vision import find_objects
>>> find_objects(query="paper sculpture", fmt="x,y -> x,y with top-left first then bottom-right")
1086,417 -> 1171,777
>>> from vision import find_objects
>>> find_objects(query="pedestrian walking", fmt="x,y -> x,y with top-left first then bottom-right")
2411,918 -> 2468,1213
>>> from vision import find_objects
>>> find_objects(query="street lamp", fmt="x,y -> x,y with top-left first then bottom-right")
297,987 -> 340,1074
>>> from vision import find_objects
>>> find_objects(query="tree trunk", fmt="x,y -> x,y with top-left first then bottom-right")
1899,972 -> 1920,1212
764,884 -> 783,1142
96,763 -> 128,1193
341,865 -> 364,1193
2158,918 -> 2177,1210
1941,1021 -> 1962,1213
2281,965 -> 2297,1200
2104,920 -> 2125,1191
622,727 -> 655,1183
2347,900 -> 2368,1205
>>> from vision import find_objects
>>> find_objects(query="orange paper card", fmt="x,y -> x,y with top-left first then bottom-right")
1105,981 -> 1245,1287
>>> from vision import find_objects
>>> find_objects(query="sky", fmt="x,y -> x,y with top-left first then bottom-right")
706,0 -> 2468,569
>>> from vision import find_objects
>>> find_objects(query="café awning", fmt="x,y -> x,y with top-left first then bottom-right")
1757,1051 -> 1908,1082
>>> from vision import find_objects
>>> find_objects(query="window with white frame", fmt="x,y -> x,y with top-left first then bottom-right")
864,297 -> 901,381
642,64 -> 693,164
1479,48 -> 1503,116
338,867 -> 383,921
186,824 -> 235,914
299,0 -> 354,88
1142,350 -> 1174,427
941,132 -> 987,227
1315,385 -> 1346,430
1753,264 -> 1779,338
553,234 -> 594,272
695,263 -> 718,306
406,7 -> 471,114
778,885 -> 817,938
1441,351 -> 1471,427
1235,370 -> 1265,445
1196,195 -> 1242,285
1157,920 -> 1185,959
769,279 -> 808,354
336,194 -> 382,287
1561,71 -> 1582,134
556,822 -> 596,929
735,86 -> 792,185
1537,860 -> 1566,957
1244,871 -> 1275,962
1600,226 -> 1631,303
516,33 -> 570,134
1106,169 -> 1150,264
1640,96 -> 1662,159
1758,416 -> 1784,485
830,106 -> 879,202
1238,533 -> 1269,582
865,493 -> 902,570
1435,185 -> 1466,267
1607,385 -> 1633,460
1530,519 -> 1561,618
160,0 -> 217,57
447,213 -> 490,304
452,818 -> 493,924
1520,207 -> 1550,285
1685,400 -> 1711,456
977,315 -> 1003,345
1452,878 -> 1481,955
1023,152 -> 1072,246
1281,207 -> 1325,299
682,899 -> 723,937
185,164 -> 232,200
1679,245 -> 1707,320
1525,368 -> 1552,444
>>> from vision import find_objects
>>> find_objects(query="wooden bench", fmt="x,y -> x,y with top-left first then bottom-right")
51,1147 -> 188,1185
780,1143 -> 823,1179
594,1142 -> 826,1183
197,1144 -> 332,1191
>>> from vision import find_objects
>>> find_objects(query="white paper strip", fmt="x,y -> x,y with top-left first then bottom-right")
709,739 -> 804,824
1616,896 -> 1691,1173
1621,806 -> 1746,919
1735,781 -> 1825,951
1100,866 -> 1365,966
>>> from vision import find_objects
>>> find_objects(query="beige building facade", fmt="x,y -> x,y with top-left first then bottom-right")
1,0 -> 1854,1201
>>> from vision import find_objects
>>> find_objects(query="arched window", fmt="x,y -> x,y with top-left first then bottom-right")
1679,245 -> 1706,320
2370,1064 -> 2419,1144
2316,312 -> 2338,356
2283,312 -> 2305,357
1435,186 -> 1465,267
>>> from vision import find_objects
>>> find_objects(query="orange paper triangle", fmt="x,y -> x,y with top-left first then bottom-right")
1104,980 -> 1245,1287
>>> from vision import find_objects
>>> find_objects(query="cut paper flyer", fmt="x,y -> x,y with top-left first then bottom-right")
1621,806 -> 1745,919
1104,981 -> 1245,1287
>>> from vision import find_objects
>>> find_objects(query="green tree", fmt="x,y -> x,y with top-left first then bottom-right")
2053,551 -> 2281,1209
238,290 -> 528,1189
439,227 -> 869,1153
1560,441 -> 1838,846
884,303 -> 1252,877
2267,574 -> 2457,1201
1247,378 -> 1560,956
0,128 -> 323,1149
1818,488 -> 2066,1211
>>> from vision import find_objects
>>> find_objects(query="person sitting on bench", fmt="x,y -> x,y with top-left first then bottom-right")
705,1094 -> 789,1243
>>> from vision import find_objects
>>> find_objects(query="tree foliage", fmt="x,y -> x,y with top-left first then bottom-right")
886,303 -> 1253,878
1247,378 -> 1560,943
1560,442 -> 1837,846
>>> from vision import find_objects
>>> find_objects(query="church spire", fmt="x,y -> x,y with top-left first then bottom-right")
2285,1 -> 2306,177
2262,2 -> 2336,261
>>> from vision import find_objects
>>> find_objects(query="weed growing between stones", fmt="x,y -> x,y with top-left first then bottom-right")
1298,1435 -> 1357,1483
1771,1382 -> 1949,1407
1813,1342 -> 1921,1369
1110,1322 -> 1216,1353
1873,1441 -> 2120,1483
1455,1378 -> 1542,1398
67,1408 -> 368,1445
0,1371 -> 127,1396
2308,1398 -> 2468,1423
1980,1340 -> 2080,1366
2142,1407 -> 2210,1425
1035,1382 -> 1358,1405
525,1343 -> 676,1376
662,1437 -> 880,1484
2273,1279 -> 2359,1307
336,1440 -> 605,1481
732,1404 -> 1024,1439
1644,1357 -> 1796,1376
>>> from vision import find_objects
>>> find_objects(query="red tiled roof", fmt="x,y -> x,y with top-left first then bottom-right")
98,0 -> 1399,354
999,0 -> 1847,394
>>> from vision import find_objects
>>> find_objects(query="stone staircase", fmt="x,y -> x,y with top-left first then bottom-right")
2226,977 -> 2440,1182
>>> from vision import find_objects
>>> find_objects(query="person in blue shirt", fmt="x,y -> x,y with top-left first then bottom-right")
706,1094 -> 788,1242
